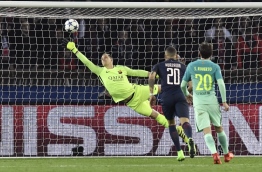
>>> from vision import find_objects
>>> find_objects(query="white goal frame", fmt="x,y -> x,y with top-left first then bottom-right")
1,1 -> 262,19
1,1 -> 262,8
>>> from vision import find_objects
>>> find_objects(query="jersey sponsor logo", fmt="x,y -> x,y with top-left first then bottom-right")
195,91 -> 210,95
108,75 -> 124,81
118,70 -> 122,74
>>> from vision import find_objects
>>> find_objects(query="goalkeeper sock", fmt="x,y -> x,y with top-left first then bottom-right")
204,133 -> 217,154
217,131 -> 229,154
182,122 -> 192,138
155,114 -> 168,128
169,125 -> 181,151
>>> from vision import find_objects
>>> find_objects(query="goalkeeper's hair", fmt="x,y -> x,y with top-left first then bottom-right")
102,53 -> 113,60
199,42 -> 213,59
165,46 -> 177,57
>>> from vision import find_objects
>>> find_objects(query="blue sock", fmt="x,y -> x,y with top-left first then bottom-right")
169,125 -> 181,151
182,122 -> 192,138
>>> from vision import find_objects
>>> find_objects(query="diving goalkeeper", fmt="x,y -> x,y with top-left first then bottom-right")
61,39 -> 168,128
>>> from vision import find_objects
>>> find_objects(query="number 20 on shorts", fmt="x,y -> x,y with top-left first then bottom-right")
195,74 -> 212,91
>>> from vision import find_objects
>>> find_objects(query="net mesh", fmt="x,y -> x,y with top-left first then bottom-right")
0,5 -> 261,156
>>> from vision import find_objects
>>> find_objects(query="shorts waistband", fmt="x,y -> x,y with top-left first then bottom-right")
124,92 -> 135,104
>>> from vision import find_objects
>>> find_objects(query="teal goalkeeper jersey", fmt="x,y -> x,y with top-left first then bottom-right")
182,59 -> 223,106
75,52 -> 148,103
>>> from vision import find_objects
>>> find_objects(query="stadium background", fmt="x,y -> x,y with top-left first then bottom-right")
0,0 -> 261,156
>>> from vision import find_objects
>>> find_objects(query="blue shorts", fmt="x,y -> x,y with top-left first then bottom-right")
161,93 -> 189,120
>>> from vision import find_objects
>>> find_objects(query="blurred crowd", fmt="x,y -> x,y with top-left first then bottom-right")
0,16 -> 262,71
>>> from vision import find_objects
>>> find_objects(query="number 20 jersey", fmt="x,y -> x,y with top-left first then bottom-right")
152,59 -> 186,97
182,59 -> 223,106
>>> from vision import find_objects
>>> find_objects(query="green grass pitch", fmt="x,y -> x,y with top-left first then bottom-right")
0,157 -> 261,172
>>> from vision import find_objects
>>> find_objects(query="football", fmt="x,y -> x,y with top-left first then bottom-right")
64,19 -> 79,33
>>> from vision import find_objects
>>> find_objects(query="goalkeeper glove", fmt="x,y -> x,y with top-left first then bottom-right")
61,38 -> 78,54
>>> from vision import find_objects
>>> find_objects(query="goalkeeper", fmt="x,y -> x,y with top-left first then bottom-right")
62,39 -> 168,128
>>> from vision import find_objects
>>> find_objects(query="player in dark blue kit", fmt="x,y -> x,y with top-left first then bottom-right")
149,47 -> 196,161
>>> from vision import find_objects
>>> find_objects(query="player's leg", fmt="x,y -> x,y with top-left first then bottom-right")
176,101 -> 192,141
139,84 -> 160,101
168,126 -> 185,161
175,100 -> 196,158
148,108 -> 168,128
130,101 -> 169,128
209,105 -> 234,162
126,85 -> 168,128
179,118 -> 192,142
214,126 -> 234,162
177,118 -> 189,143
202,126 -> 222,164
180,117 -> 196,158
133,85 -> 169,127
209,105 -> 229,154
162,101 -> 185,161
195,105 -> 221,164
167,119 -> 185,161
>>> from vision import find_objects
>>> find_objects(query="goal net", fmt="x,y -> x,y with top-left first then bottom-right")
0,1 -> 261,157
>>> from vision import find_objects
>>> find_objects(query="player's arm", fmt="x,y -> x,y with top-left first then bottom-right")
62,39 -> 102,75
181,81 -> 190,96
148,71 -> 157,106
181,76 -> 193,104
181,71 -> 193,104
187,81 -> 193,93
148,64 -> 159,106
148,64 -> 159,94
215,65 -> 229,111
122,66 -> 149,77
181,65 -> 191,97
148,71 -> 156,95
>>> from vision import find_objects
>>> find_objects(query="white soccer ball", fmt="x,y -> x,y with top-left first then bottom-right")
64,19 -> 79,33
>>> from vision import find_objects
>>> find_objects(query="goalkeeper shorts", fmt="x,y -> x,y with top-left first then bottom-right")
126,84 -> 158,117
194,104 -> 222,132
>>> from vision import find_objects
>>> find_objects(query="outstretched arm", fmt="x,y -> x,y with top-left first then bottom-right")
75,52 -> 102,75
62,39 -> 102,75
123,66 -> 149,77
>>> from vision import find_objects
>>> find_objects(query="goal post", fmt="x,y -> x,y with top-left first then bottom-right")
1,1 -> 262,8
2,1 -> 262,19
0,1 -> 261,157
